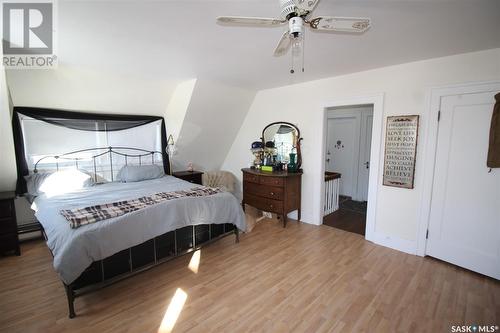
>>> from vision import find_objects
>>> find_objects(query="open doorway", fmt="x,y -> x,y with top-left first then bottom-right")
323,104 -> 374,235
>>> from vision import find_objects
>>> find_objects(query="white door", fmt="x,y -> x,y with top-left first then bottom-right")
325,115 -> 360,198
357,111 -> 373,201
426,91 -> 500,279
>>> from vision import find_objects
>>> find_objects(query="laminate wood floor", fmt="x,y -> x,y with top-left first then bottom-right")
0,219 -> 499,333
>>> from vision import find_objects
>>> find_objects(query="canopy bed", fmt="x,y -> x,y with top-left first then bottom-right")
12,107 -> 245,318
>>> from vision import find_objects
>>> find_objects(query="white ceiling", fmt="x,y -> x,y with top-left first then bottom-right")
9,0 -> 500,91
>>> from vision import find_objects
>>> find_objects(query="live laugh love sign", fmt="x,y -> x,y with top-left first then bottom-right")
383,115 -> 419,189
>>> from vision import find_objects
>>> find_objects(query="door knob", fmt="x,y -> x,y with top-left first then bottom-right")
326,158 -> 330,162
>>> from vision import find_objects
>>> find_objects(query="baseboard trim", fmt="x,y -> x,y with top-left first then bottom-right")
371,231 -> 417,255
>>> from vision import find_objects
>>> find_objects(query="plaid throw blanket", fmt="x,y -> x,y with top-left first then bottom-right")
60,187 -> 223,229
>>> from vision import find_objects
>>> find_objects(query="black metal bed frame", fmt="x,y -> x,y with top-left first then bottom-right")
42,223 -> 238,318
33,146 -> 166,181
33,147 -> 240,318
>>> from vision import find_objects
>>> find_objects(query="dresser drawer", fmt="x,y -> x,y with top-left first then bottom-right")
0,217 -> 17,233
244,193 -> 283,214
184,174 -> 202,185
243,172 -> 259,184
244,182 -> 284,200
172,171 -> 204,185
259,176 -> 284,187
0,200 -> 13,218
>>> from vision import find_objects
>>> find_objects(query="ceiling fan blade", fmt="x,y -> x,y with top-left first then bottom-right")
293,0 -> 320,13
308,17 -> 371,33
273,31 -> 291,57
217,16 -> 286,27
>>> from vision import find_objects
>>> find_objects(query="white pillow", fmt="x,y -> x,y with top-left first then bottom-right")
117,165 -> 164,183
38,169 -> 95,196
25,172 -> 53,197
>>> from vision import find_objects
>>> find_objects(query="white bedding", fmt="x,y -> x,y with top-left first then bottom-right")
33,175 -> 246,284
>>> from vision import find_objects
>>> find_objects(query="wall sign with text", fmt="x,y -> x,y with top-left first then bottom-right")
383,115 -> 419,189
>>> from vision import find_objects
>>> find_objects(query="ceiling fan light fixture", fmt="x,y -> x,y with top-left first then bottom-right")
289,16 -> 304,36
291,37 -> 303,57
217,0 -> 371,73
288,17 -> 305,74
279,0 -> 297,19
290,30 -> 304,74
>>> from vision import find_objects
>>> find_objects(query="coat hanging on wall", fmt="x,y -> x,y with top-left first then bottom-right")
487,93 -> 500,168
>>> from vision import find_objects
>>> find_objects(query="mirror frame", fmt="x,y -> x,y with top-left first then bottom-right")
261,121 -> 303,170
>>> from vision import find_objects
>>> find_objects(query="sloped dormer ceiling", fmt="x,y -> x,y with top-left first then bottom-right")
171,79 -> 256,171
4,0 -> 500,175
7,0 -> 500,93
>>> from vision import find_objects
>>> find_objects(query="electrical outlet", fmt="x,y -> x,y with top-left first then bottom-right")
262,212 -> 272,219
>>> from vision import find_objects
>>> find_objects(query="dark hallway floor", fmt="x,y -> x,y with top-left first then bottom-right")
323,196 -> 367,236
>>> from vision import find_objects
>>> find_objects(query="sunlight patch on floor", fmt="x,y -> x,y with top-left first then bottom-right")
158,288 -> 188,333
188,249 -> 201,274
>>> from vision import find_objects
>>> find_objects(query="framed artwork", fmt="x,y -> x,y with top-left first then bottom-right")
382,115 -> 419,189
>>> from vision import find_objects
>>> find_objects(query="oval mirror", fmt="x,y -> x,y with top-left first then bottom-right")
262,122 -> 302,169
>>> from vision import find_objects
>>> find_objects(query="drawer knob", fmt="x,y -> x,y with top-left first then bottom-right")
270,204 -> 273,208
270,192 -> 274,196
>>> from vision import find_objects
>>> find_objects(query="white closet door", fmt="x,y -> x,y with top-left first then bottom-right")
426,91 -> 500,279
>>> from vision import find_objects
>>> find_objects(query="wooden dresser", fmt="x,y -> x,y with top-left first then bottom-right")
0,191 -> 20,256
242,168 -> 302,227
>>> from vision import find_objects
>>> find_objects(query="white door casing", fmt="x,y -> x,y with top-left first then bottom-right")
357,111 -> 373,201
325,106 -> 373,201
426,91 -> 500,279
319,94 -> 384,243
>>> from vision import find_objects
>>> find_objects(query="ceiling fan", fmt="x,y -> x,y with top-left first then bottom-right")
217,0 -> 371,73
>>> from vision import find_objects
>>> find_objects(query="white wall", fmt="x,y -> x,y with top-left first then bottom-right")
164,79 -> 197,146
222,48 -> 500,251
7,65 -> 177,116
0,68 -> 17,191
173,79 -> 256,172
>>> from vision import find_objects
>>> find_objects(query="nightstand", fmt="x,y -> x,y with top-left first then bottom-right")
172,171 -> 203,185
0,191 -> 20,256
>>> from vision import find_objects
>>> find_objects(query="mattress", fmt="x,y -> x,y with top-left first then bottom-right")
33,175 -> 246,284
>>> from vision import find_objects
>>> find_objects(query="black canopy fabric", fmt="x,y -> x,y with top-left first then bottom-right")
12,107 -> 170,194
487,93 -> 500,168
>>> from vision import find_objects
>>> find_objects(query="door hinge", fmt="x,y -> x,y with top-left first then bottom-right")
437,110 -> 441,122
426,229 -> 429,239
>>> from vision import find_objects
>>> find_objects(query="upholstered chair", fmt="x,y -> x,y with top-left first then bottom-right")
202,171 -> 235,193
